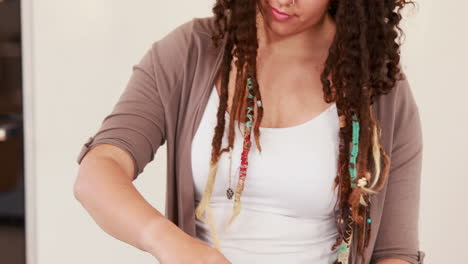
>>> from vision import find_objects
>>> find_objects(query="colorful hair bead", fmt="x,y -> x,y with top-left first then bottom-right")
349,113 -> 360,188
334,112 -> 361,264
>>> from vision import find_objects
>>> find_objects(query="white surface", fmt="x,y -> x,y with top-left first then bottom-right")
20,0 -> 467,263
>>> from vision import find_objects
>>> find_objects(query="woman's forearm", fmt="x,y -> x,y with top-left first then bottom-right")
73,145 -> 172,258
376,259 -> 411,264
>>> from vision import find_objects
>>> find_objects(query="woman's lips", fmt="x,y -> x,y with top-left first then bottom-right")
270,5 -> 293,21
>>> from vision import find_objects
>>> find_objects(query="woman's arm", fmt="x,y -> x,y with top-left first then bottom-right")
370,73 -> 425,264
73,36 -> 173,257
376,259 -> 411,264
73,19 -> 231,263
73,143 -> 174,258
74,144 -> 231,264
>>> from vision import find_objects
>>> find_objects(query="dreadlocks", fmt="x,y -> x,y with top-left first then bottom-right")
195,0 -> 415,263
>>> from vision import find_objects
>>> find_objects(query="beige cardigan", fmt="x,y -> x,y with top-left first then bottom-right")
76,15 -> 426,264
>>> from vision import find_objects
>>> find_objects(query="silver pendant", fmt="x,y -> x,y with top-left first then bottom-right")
226,187 -> 234,199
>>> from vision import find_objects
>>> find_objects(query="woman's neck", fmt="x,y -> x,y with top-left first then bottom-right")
256,10 -> 336,61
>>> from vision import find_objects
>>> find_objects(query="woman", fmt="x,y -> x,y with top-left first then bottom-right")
74,0 -> 425,263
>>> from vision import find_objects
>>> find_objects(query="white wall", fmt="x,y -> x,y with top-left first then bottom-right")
399,2 -> 468,263
22,1 -> 213,263
22,0 -> 467,263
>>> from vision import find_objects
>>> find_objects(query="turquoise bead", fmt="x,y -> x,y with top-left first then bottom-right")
367,218 -> 372,223
348,113 -> 360,183
339,245 -> 348,252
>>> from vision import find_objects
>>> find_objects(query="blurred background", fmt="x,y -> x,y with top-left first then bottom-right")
0,0 -> 465,263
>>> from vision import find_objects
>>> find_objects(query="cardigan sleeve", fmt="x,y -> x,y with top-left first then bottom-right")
75,19 -> 193,180
370,73 -> 426,264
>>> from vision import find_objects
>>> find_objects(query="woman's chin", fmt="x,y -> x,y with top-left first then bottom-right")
264,19 -> 299,37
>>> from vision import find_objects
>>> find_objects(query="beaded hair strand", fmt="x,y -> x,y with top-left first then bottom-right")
195,0 -> 259,250
227,73 -> 257,227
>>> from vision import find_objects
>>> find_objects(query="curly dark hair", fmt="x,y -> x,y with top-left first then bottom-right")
195,0 -> 416,263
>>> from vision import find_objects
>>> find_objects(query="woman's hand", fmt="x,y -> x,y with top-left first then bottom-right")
375,259 -> 411,264
158,235 -> 231,264
141,217 -> 231,264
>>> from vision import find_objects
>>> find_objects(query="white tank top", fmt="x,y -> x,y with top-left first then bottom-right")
191,84 -> 341,264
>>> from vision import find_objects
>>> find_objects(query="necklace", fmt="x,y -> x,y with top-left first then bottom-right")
226,146 -> 237,199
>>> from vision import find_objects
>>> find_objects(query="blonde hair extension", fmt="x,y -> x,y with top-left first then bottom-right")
227,165 -> 249,228
368,114 -> 381,190
195,160 -> 223,251
195,160 -> 220,222
227,189 -> 242,227
360,104 -> 389,194
205,204 -> 221,250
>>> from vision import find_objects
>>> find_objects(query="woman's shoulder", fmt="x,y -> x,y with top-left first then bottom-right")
374,68 -> 420,122
152,15 -> 217,46
144,15 -> 219,65
192,15 -> 219,37
372,67 -> 422,157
